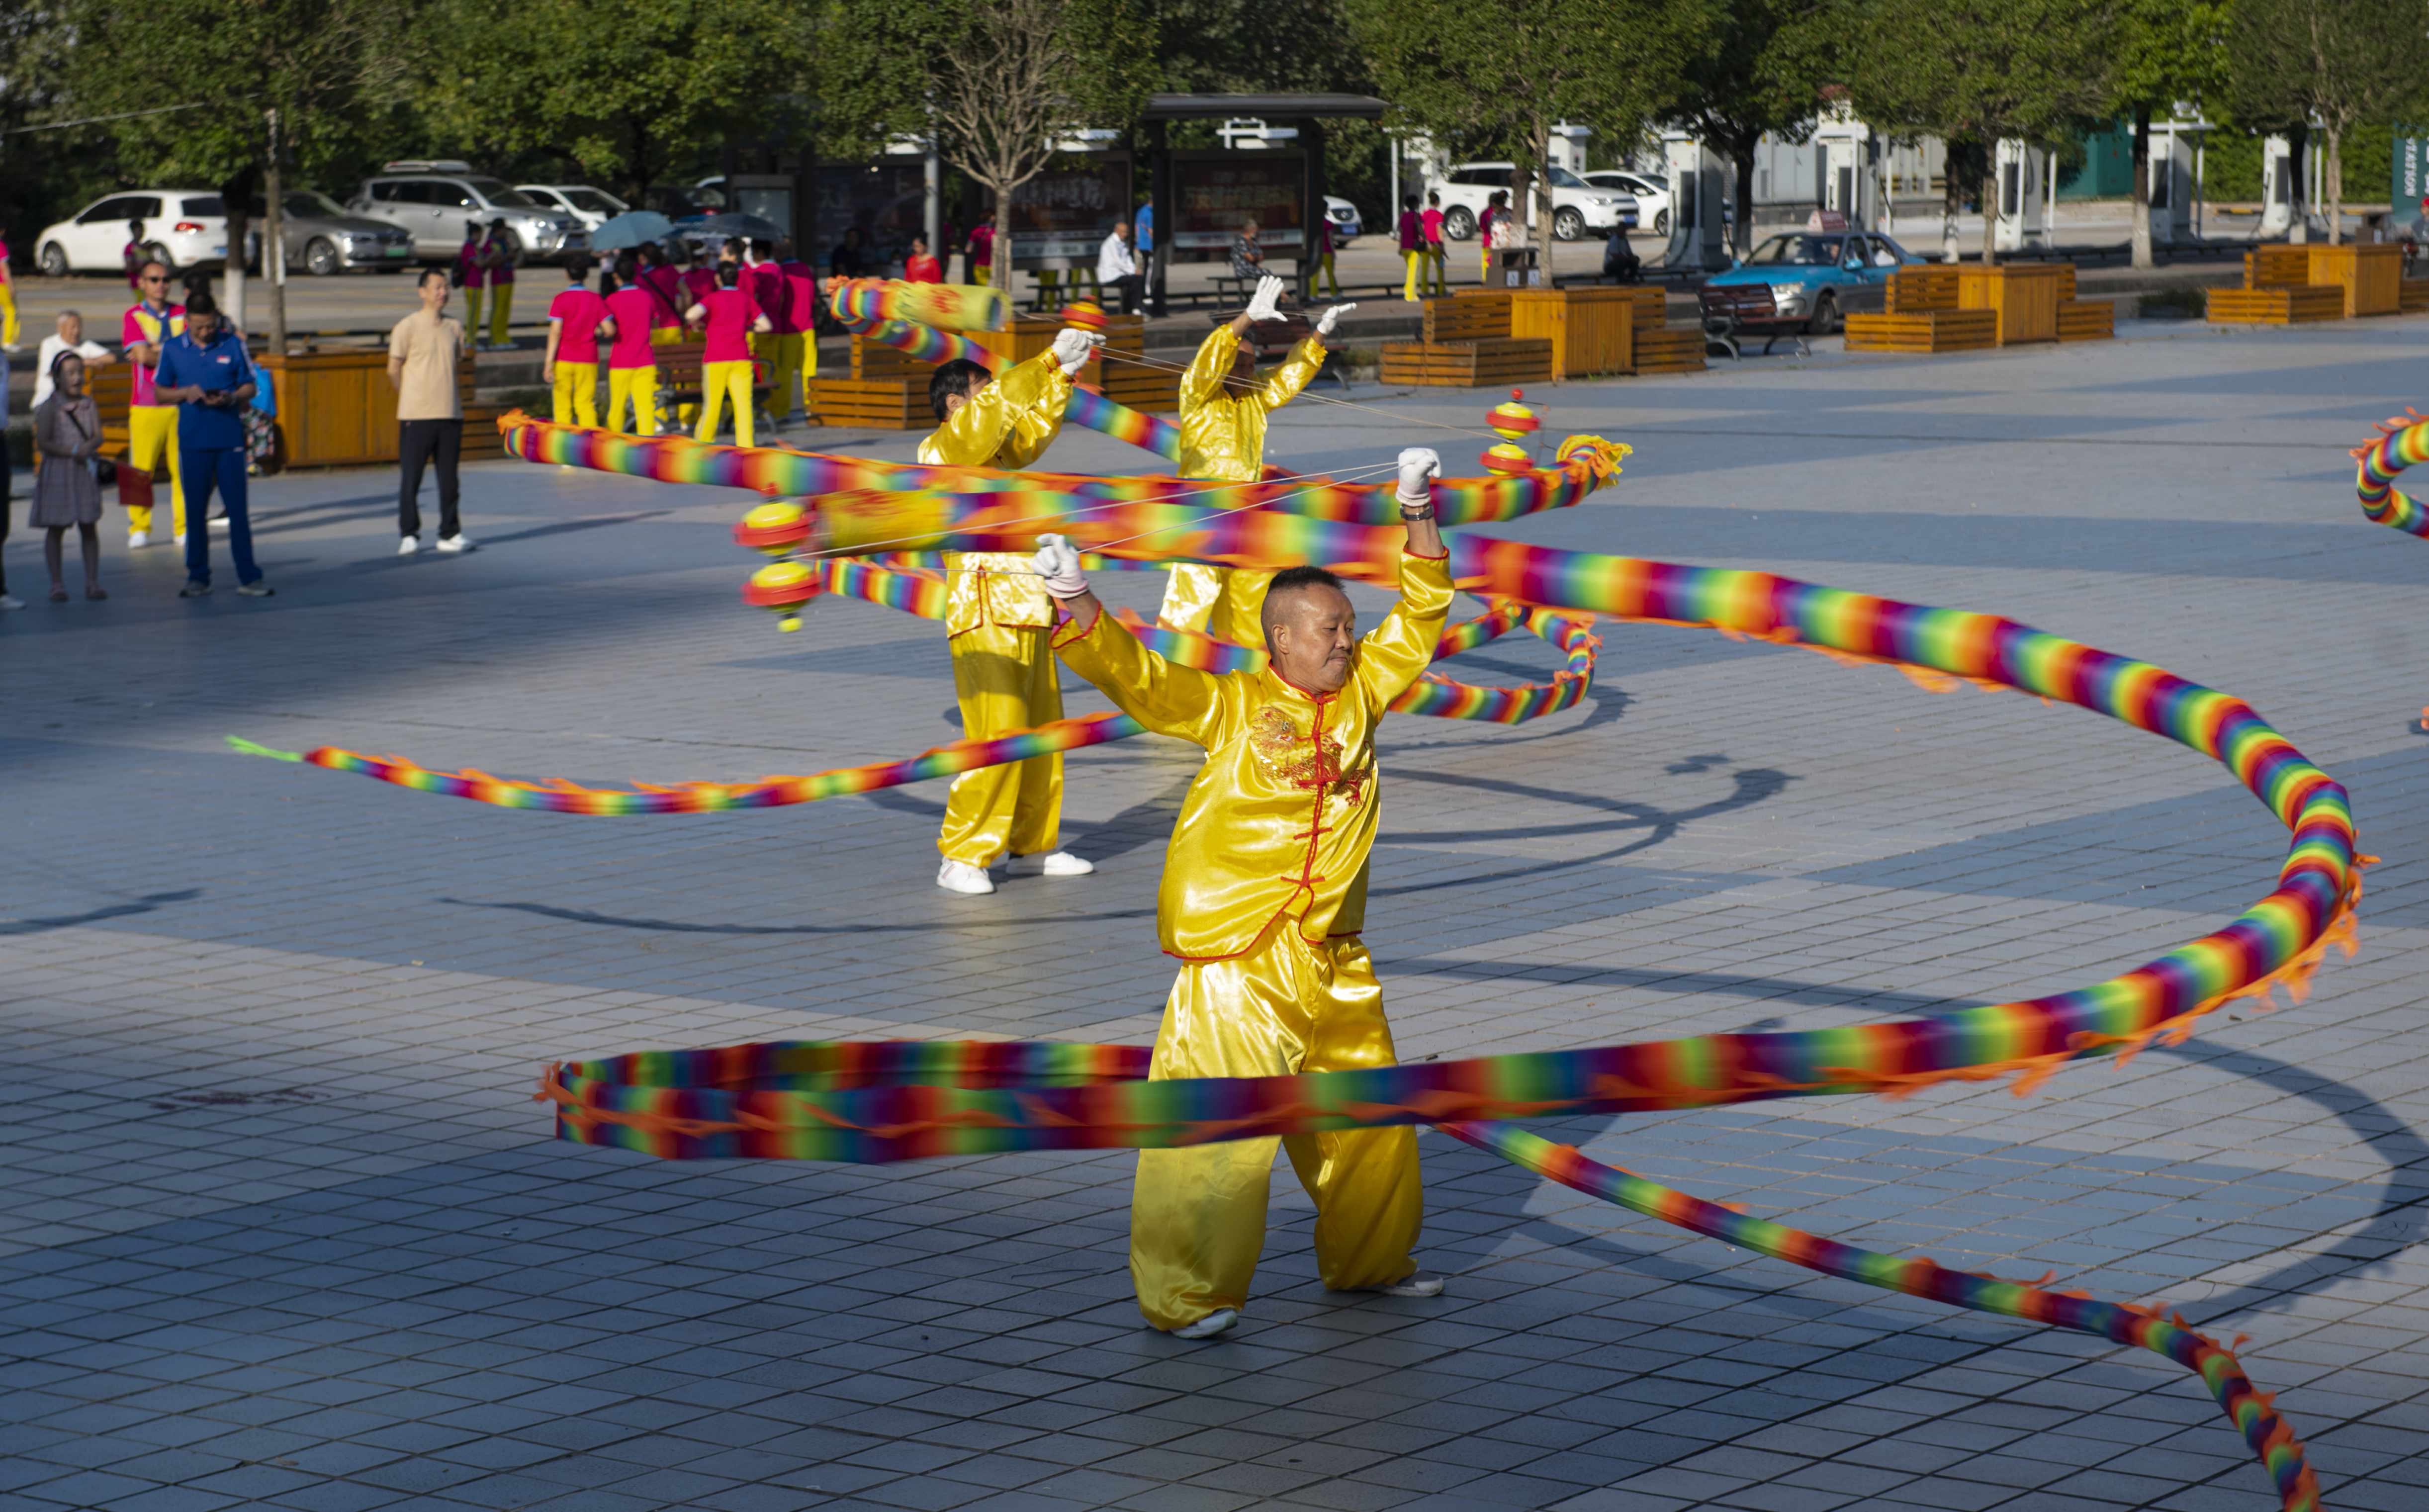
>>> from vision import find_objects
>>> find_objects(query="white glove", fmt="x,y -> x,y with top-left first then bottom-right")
1315,302 -> 1356,338
1396,447 -> 1441,505
1031,533 -> 1088,599
1244,275 -> 1286,322
1050,327 -> 1103,375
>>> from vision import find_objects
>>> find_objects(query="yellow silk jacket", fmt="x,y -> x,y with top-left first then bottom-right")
1177,325 -> 1324,481
1053,549 -> 1454,959
918,350 -> 1073,637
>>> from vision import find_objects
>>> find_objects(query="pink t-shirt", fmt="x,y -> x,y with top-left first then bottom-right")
121,301 -> 185,407
781,261 -> 819,330
604,287 -> 656,369
1422,207 -> 1445,246
455,242 -> 485,290
746,263 -> 791,333
681,267 -> 717,309
699,286 -> 755,363
549,287 -> 608,363
484,235 -> 514,285
640,266 -> 685,330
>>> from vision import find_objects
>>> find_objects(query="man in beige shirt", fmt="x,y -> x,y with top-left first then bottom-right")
388,269 -> 472,556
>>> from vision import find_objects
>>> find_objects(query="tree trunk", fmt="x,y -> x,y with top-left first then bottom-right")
1980,165 -> 1998,264
1532,116 -> 1556,285
1732,144 -> 1757,258
1942,152 -> 1962,264
2129,105 -> 2152,270
2327,125 -> 2343,245
2289,123 -> 2309,244
993,187 -> 1014,293
221,168 -> 250,336
265,108 -> 286,357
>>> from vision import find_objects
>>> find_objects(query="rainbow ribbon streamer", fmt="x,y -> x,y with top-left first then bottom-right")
2353,410 -> 2429,535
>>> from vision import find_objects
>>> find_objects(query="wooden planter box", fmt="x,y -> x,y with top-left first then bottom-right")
1843,310 -> 1998,353
851,336 -> 931,380
2206,286 -> 2345,324
971,312 -> 1146,388
1955,263 -> 2063,345
1422,293 -> 1514,343
2402,278 -> 2429,314
1629,327 -> 1706,374
1509,288 -> 1633,376
1379,338 -> 1553,387
2056,301 -> 2116,342
808,377 -> 929,428
1887,266 -> 1960,313
2305,243 -> 2401,317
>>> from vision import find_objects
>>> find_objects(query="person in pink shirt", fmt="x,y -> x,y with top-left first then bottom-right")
742,239 -> 800,430
966,221 -> 993,287
478,220 -> 517,349
638,245 -> 685,347
602,254 -> 661,436
453,225 -> 486,343
1420,190 -> 1449,295
904,235 -> 943,283
778,240 -> 820,421
120,266 -> 186,547
543,259 -> 611,427
686,262 -> 772,447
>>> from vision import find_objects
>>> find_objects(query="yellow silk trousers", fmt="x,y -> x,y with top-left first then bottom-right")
461,286 -> 483,340
606,365 -> 657,435
938,622 -> 1063,865
1157,564 -> 1277,643
1402,250 -> 1422,301
488,283 -> 513,347
1132,930 -> 1421,1329
696,359 -> 754,446
760,333 -> 806,420
0,280 -> 17,348
551,361 -> 599,428
125,405 -> 184,535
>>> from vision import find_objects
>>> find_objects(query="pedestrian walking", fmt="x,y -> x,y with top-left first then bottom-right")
967,220 -> 993,288
1479,192 -> 1513,283
1397,195 -> 1424,302
778,241 -> 820,418
1315,216 -> 1341,298
1422,191 -> 1449,295
688,262 -> 772,447
453,223 -> 485,344
121,219 -> 147,294
1096,219 -> 1142,314
544,258 -> 608,428
480,220 -> 518,349
387,268 -> 473,556
30,351 -> 106,603
152,294 -> 270,598
602,254 -> 661,436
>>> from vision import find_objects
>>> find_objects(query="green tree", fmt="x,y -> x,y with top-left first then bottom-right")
2224,0 -> 2429,245
1347,0 -> 1712,275
1668,0 -> 1844,256
1847,0 -> 2118,262
815,0 -> 1157,290
67,0 -> 404,352
2115,0 -> 2227,268
424,0 -> 810,207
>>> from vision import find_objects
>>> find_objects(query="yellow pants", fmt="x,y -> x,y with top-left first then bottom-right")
606,365 -> 657,435
651,327 -> 680,347
695,359 -> 755,446
938,622 -> 1062,865
125,404 -> 185,536
461,286 -> 483,339
0,280 -> 17,348
551,360 -> 599,428
1319,252 -> 1341,297
1132,929 -> 1421,1330
1402,250 -> 1422,301
1157,563 -> 1276,644
762,333 -> 807,421
1427,250 -> 1450,295
488,282 -> 513,347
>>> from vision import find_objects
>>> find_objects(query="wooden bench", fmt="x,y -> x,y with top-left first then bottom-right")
1378,338 -> 1553,387
2403,277 -> 2429,314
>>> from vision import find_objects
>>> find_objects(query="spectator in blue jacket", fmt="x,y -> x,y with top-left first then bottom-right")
153,293 -> 271,598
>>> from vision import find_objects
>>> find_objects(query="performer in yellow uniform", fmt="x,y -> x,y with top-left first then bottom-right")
1158,275 -> 1353,641
1031,443 -> 1451,1338
919,323 -> 1107,896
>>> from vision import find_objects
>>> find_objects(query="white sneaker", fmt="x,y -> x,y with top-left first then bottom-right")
127,531 -> 150,549
210,515 -> 229,532
0,593 -> 24,611
397,536 -> 420,556
1362,1270 -> 1445,1298
436,534 -> 473,554
1007,851 -> 1094,878
1170,1309 -> 1237,1340
174,533 -> 186,547
935,860 -> 995,895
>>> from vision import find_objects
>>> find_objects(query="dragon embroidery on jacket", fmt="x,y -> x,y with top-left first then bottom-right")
1247,707 -> 1368,803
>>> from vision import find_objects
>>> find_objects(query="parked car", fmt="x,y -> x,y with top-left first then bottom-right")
1697,229 -> 1920,337
254,190 -> 416,275
1582,170 -> 1674,236
1426,163 -> 1635,242
643,184 -> 723,220
35,190 -> 228,276
1324,195 -> 1361,247
516,184 -> 630,235
347,162 -> 588,262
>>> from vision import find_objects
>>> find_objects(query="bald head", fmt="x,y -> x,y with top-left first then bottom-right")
1261,567 -> 1356,694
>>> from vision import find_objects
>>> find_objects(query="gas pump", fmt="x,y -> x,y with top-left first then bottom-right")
2259,134 -> 2296,239
1661,133 -> 1731,272
1991,140 -> 2047,253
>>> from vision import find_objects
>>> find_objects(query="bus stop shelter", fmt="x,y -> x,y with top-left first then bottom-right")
1139,93 -> 1388,314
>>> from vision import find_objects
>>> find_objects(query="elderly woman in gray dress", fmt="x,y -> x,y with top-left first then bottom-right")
32,350 -> 106,602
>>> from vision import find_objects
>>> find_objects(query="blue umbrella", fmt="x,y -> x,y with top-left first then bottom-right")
591,210 -> 676,250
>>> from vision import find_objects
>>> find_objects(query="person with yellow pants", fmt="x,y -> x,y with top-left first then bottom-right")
686,263 -> 771,446
1030,444 -> 1453,1337
600,254 -> 659,435
543,259 -> 608,427
1158,275 -> 1352,641
119,265 -> 185,547
453,226 -> 484,346
480,221 -> 517,349
778,241 -> 820,419
0,233 -> 19,349
918,324 -> 1105,895
742,239 -> 801,431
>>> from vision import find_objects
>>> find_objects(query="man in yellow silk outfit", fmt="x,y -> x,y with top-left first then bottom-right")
917,323 -> 1107,897
1158,275 -> 1354,642
1030,443 -> 1451,1338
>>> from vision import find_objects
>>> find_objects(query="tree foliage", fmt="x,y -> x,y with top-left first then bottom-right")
2224,0 -> 2429,244
2112,0 -> 2225,267
1668,0 -> 1844,254
1348,0 -> 1711,270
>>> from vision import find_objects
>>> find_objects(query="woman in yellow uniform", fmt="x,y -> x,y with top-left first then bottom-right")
919,324 -> 1105,896
1030,443 -> 1452,1338
1157,275 -> 1352,641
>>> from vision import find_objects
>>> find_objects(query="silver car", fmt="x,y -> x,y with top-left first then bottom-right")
348,164 -> 588,263
258,190 -> 416,275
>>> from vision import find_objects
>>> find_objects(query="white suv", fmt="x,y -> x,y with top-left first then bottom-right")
1582,171 -> 1674,235
347,163 -> 588,262
1425,163 -> 1636,242
516,185 -> 629,235
35,190 -> 229,275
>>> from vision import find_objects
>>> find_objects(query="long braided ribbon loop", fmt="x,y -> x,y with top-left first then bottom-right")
2353,411 -> 2429,535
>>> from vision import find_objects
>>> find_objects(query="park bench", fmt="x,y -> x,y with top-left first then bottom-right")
653,339 -> 772,431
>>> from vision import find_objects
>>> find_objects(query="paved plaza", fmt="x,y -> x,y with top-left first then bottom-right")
5,319 -> 2429,1512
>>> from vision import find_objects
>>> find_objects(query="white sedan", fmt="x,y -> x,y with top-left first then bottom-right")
517,184 -> 629,235
36,190 -> 229,276
1583,171 -> 1675,236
